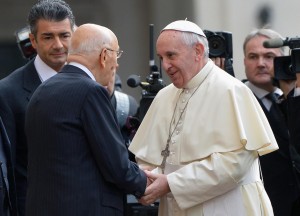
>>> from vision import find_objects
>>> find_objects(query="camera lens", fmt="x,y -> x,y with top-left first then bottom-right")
207,35 -> 226,57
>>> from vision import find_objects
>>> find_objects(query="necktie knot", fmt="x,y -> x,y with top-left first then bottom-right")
264,92 -> 287,132
266,92 -> 280,104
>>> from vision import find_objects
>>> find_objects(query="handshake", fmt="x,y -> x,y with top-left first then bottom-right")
138,170 -> 170,206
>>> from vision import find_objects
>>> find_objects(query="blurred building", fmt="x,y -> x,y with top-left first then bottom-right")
0,0 -> 300,101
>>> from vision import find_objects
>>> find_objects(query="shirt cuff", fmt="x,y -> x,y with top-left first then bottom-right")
294,87 -> 300,97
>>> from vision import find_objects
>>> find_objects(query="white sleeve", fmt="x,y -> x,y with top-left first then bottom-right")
168,148 -> 257,209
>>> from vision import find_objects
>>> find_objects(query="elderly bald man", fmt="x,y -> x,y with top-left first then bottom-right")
129,20 -> 278,216
25,23 -> 147,216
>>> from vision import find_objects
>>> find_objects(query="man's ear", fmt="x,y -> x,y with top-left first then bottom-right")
99,48 -> 107,68
195,43 -> 205,59
29,33 -> 37,49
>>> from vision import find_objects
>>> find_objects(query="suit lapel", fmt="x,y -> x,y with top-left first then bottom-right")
22,59 -> 42,101
0,116 -> 12,160
256,96 -> 290,159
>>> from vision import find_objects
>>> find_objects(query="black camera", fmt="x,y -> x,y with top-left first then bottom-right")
15,26 -> 36,60
203,30 -> 235,77
291,48 -> 300,73
265,36 -> 300,80
274,48 -> 300,80
203,30 -> 233,59
274,56 -> 296,80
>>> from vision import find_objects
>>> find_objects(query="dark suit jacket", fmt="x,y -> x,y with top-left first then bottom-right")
25,65 -> 146,216
0,116 -> 18,216
286,91 -> 300,215
287,91 -> 300,159
0,58 -> 41,216
256,96 -> 300,216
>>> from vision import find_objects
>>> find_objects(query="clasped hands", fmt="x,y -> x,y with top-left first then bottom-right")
138,170 -> 171,206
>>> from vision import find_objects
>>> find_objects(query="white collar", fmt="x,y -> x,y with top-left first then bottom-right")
34,55 -> 58,82
244,81 -> 283,99
68,62 -> 96,81
295,87 -> 300,96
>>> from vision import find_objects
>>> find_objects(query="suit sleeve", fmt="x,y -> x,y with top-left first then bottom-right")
80,85 -> 146,197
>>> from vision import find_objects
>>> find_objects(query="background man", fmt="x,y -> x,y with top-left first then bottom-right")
0,0 -> 75,215
243,28 -> 300,216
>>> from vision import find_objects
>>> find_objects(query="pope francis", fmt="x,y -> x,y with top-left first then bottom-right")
129,20 -> 278,216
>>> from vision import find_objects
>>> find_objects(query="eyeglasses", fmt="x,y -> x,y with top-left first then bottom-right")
106,48 -> 123,59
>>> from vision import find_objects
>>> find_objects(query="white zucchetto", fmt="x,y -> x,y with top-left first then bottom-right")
161,20 -> 206,37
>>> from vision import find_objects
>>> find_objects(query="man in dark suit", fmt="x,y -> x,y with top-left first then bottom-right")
243,28 -> 300,216
0,116 -> 17,216
25,23 -> 147,216
287,83 -> 300,157
0,1 -> 75,215
286,71 -> 300,215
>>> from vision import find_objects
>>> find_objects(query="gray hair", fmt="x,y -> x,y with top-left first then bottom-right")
243,28 -> 287,55
28,0 -> 75,36
181,31 -> 209,59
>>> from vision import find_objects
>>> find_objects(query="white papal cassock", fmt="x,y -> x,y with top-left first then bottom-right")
129,60 -> 278,216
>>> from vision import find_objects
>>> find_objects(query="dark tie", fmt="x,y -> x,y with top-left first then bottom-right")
266,92 -> 286,126
266,92 -> 279,104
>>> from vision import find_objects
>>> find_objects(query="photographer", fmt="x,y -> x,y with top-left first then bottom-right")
243,28 -> 300,216
277,50 -> 300,162
286,73 -> 300,190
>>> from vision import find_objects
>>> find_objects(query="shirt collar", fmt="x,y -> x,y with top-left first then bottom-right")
34,55 -> 58,82
294,87 -> 300,96
244,81 -> 283,99
68,62 -> 96,81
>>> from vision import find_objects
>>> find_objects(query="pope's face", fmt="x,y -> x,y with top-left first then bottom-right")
244,35 -> 281,90
156,31 -> 199,88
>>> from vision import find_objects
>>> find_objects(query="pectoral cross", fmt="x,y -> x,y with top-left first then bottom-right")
161,141 -> 170,174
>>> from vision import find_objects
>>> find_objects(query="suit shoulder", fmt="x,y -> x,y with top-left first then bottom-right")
0,60 -> 35,85
54,72 -> 109,98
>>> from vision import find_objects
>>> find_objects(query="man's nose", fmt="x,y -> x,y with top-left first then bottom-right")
53,37 -> 64,49
257,56 -> 266,66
